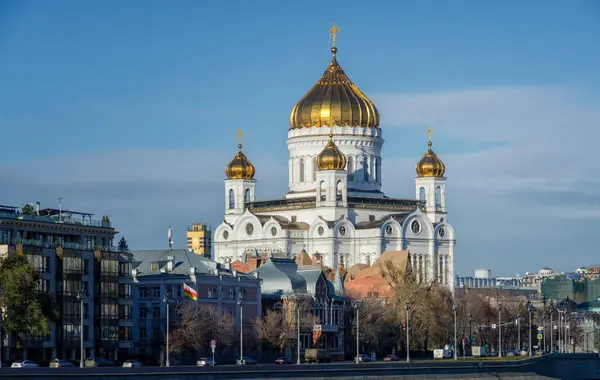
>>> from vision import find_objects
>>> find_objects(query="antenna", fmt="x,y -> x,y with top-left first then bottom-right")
57,198 -> 63,220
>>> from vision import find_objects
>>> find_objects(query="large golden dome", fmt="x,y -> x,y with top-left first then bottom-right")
289,28 -> 380,129
225,143 -> 256,180
317,133 -> 347,170
416,130 -> 445,178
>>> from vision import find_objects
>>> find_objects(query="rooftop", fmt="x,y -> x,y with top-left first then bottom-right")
0,203 -> 113,229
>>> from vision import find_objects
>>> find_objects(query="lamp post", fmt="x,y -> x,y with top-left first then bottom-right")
452,304 -> 458,360
76,288 -> 87,368
296,302 -> 301,365
549,310 -> 553,353
163,293 -> 173,367
542,297 -> 547,352
351,301 -> 360,364
468,312 -> 473,356
527,301 -> 536,357
517,315 -> 520,352
406,301 -> 410,363
498,301 -> 502,358
558,309 -> 563,353
237,292 -> 245,364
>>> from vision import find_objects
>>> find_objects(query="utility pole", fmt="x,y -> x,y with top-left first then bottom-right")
352,301 -> 360,363
498,301 -> 502,358
406,301 -> 410,363
517,316 -> 520,352
468,312 -> 472,357
550,311 -> 553,353
163,293 -> 172,367
77,289 -> 87,368
238,293 -> 245,364
296,301 -> 301,365
453,304 -> 458,360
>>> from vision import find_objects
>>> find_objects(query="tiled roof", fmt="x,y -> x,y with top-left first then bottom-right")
355,213 -> 410,230
131,249 -> 225,277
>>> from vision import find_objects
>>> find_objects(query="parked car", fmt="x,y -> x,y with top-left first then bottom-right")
236,357 -> 258,365
197,358 -> 217,366
49,359 -> 75,368
383,354 -> 400,361
122,360 -> 143,368
84,357 -> 114,367
274,357 -> 294,364
305,349 -> 331,363
355,354 -> 372,362
11,360 -> 39,368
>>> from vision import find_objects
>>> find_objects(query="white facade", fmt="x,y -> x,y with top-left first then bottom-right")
214,129 -> 456,288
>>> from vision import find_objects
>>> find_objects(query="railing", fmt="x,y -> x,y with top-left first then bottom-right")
0,210 -> 112,229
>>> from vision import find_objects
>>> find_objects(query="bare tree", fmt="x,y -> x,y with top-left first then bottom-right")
170,302 -> 235,354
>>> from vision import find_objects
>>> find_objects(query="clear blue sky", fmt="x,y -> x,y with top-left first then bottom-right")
1,0 -> 599,276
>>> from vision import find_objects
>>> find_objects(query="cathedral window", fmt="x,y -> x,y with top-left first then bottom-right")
313,156 -> 317,181
299,158 -> 305,182
347,157 -> 354,181
373,157 -> 378,183
419,187 -> 426,202
435,186 -> 441,207
363,157 -> 369,182
320,181 -> 326,201
244,189 -> 251,204
336,181 -> 343,199
228,189 -> 235,209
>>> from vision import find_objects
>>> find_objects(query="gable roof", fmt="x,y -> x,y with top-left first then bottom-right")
351,250 -> 410,280
131,249 -> 221,277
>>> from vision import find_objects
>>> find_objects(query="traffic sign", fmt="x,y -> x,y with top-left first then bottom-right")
537,334 -> 543,340
211,339 -> 217,347
491,324 -> 497,329
537,327 -> 543,331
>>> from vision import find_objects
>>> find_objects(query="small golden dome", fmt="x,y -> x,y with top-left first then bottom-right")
225,144 -> 256,180
289,45 -> 380,129
416,133 -> 445,178
317,133 -> 347,171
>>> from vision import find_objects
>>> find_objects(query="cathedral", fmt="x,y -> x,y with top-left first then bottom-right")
213,27 -> 455,287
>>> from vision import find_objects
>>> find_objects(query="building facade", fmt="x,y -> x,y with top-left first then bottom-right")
0,202 -> 132,362
186,224 -> 212,258
130,249 -> 261,361
213,27 -> 456,289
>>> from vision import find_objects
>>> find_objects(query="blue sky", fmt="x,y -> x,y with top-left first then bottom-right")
1,0 -> 599,276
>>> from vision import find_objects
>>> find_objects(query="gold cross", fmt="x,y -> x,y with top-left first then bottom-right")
329,24 -> 340,48
236,129 -> 243,145
426,126 -> 433,142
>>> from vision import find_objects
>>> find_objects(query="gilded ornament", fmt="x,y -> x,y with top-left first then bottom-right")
316,133 -> 347,171
225,129 -> 256,179
416,127 -> 445,178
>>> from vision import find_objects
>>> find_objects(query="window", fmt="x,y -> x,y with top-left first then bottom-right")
228,189 -> 235,209
363,157 -> 369,182
369,215 -> 375,222
139,328 -> 147,340
244,189 -> 251,203
152,307 -> 160,319
118,262 -> 130,276
152,287 -> 160,298
208,287 -> 217,299
118,305 -> 131,320
291,216 -> 297,222
313,156 -> 318,181
151,263 -> 159,271
419,187 -> 426,202
299,158 -> 305,182
229,288 -> 234,299
119,283 -> 132,298
83,259 -> 88,275
347,157 -> 354,181
435,186 -> 442,207
139,307 -> 148,319
119,326 -> 132,341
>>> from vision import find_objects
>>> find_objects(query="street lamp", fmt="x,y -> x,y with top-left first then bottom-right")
498,301 -> 502,358
406,301 -> 410,363
549,309 -> 553,353
237,292 -> 245,364
452,303 -> 458,360
163,293 -> 173,367
76,288 -> 87,368
527,301 -> 536,357
517,314 -> 521,353
351,301 -> 360,364
296,297 -> 303,365
468,312 -> 473,356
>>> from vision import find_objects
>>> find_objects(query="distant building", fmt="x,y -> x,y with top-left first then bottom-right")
130,249 -> 261,361
455,269 -> 496,289
0,202 -> 132,362
186,224 -> 212,258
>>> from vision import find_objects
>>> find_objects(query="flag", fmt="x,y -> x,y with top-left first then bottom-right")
183,283 -> 197,301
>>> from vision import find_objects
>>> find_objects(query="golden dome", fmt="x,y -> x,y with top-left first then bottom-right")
225,143 -> 256,180
416,129 -> 445,178
317,133 -> 347,171
289,43 -> 380,129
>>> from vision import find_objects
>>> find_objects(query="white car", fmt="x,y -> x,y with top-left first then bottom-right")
11,360 -> 39,368
122,360 -> 143,368
197,358 -> 217,366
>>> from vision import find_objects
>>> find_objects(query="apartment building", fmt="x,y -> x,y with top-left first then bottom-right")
0,202 -> 133,362
130,249 -> 261,361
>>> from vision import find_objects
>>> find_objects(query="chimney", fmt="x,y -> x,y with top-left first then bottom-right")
35,202 -> 40,215
246,257 -> 262,270
167,255 -> 174,272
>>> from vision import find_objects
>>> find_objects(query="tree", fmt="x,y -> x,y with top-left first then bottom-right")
117,237 -> 128,252
21,204 -> 35,215
0,254 -> 58,338
349,297 -> 393,354
169,303 -> 235,355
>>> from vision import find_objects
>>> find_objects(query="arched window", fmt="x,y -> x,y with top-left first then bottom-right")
363,157 -> 369,182
365,255 -> 371,267
299,158 -> 305,182
313,156 -> 318,181
244,188 -> 251,203
228,189 -> 235,209
347,157 -> 354,181
435,186 -> 441,207
336,180 -> 343,195
373,157 -> 378,183
320,181 -> 326,201
419,187 -> 426,202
